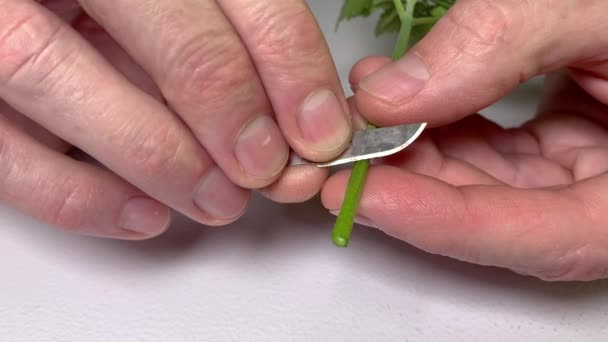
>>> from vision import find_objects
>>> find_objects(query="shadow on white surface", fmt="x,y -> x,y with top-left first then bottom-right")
6,193 -> 608,299
3,158 -> 608,340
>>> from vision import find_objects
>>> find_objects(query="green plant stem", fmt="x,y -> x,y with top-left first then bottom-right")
412,16 -> 440,26
331,0 -> 417,248
331,157 -> 371,247
394,0 -> 417,55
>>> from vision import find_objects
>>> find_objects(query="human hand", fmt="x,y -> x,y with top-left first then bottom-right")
0,0 -> 351,239
323,0 -> 608,281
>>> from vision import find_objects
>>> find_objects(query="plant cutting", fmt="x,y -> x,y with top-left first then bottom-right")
332,0 -> 456,247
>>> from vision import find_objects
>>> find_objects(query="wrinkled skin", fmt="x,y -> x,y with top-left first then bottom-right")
323,0 -> 608,281
3,0 -> 608,282
0,0 -> 351,238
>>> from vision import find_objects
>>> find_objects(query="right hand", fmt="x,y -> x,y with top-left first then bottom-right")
0,0 -> 351,239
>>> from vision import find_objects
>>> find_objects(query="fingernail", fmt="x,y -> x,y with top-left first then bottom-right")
235,116 -> 288,179
297,89 -> 350,152
359,53 -> 429,104
119,197 -> 171,236
329,210 -> 377,228
194,168 -> 249,220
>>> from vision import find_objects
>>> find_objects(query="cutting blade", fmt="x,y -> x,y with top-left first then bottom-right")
288,122 -> 427,168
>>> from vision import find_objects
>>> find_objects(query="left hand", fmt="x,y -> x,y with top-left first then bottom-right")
322,0 -> 608,281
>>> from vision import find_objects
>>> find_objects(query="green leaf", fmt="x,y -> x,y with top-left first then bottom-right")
336,0 -> 403,29
410,23 -> 435,45
374,6 -> 400,36
435,0 -> 457,10
336,0 -> 374,27
338,0 -> 456,37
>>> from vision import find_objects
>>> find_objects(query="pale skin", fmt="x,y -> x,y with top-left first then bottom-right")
2,0 -> 608,282
323,0 -> 608,281
0,0 -> 351,238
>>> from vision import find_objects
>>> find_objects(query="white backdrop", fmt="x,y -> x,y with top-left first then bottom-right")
1,1 -> 607,341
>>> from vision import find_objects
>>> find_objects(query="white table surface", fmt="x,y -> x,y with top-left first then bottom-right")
2,1 -> 608,341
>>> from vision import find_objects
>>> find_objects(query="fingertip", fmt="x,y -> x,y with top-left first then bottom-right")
193,167 -> 251,224
118,197 -> 173,239
569,67 -> 608,108
121,216 -> 173,241
351,55 -> 433,127
261,165 -> 328,203
346,96 -> 368,130
354,90 -> 420,127
349,56 -> 392,91
320,169 -> 351,210
234,115 -> 290,187
294,88 -> 352,161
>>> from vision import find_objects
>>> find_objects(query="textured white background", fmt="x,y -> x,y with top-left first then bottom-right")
1,1 -> 608,341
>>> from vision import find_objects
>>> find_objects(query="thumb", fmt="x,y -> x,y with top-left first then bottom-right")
353,0 -> 608,127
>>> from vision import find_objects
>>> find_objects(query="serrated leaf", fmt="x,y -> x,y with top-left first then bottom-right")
336,0 -> 374,27
338,0 -> 457,40
336,0 -> 400,29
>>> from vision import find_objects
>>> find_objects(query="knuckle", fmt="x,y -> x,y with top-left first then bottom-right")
577,264 -> 608,281
536,260 -> 580,281
0,4 -> 71,92
533,245 -> 608,281
123,123 -> 187,178
443,0 -> 517,56
162,32 -> 253,108
249,4 -> 325,64
45,182 -> 92,232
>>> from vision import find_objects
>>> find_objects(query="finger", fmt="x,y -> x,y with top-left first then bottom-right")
77,0 -> 289,188
0,115 -> 170,240
570,59 -> 608,107
538,71 -> 608,126
40,0 -> 81,23
322,166 -> 608,281
0,0 -> 249,225
380,133 -> 504,186
346,96 -> 369,131
259,165 -> 328,203
218,0 -> 352,161
381,113 -> 574,188
353,0 -> 608,127
432,115 -> 576,187
533,72 -> 608,182
348,56 -> 390,92
73,15 -> 163,100
0,99 -> 70,152
260,96 -> 368,203
2,13 -> 162,156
